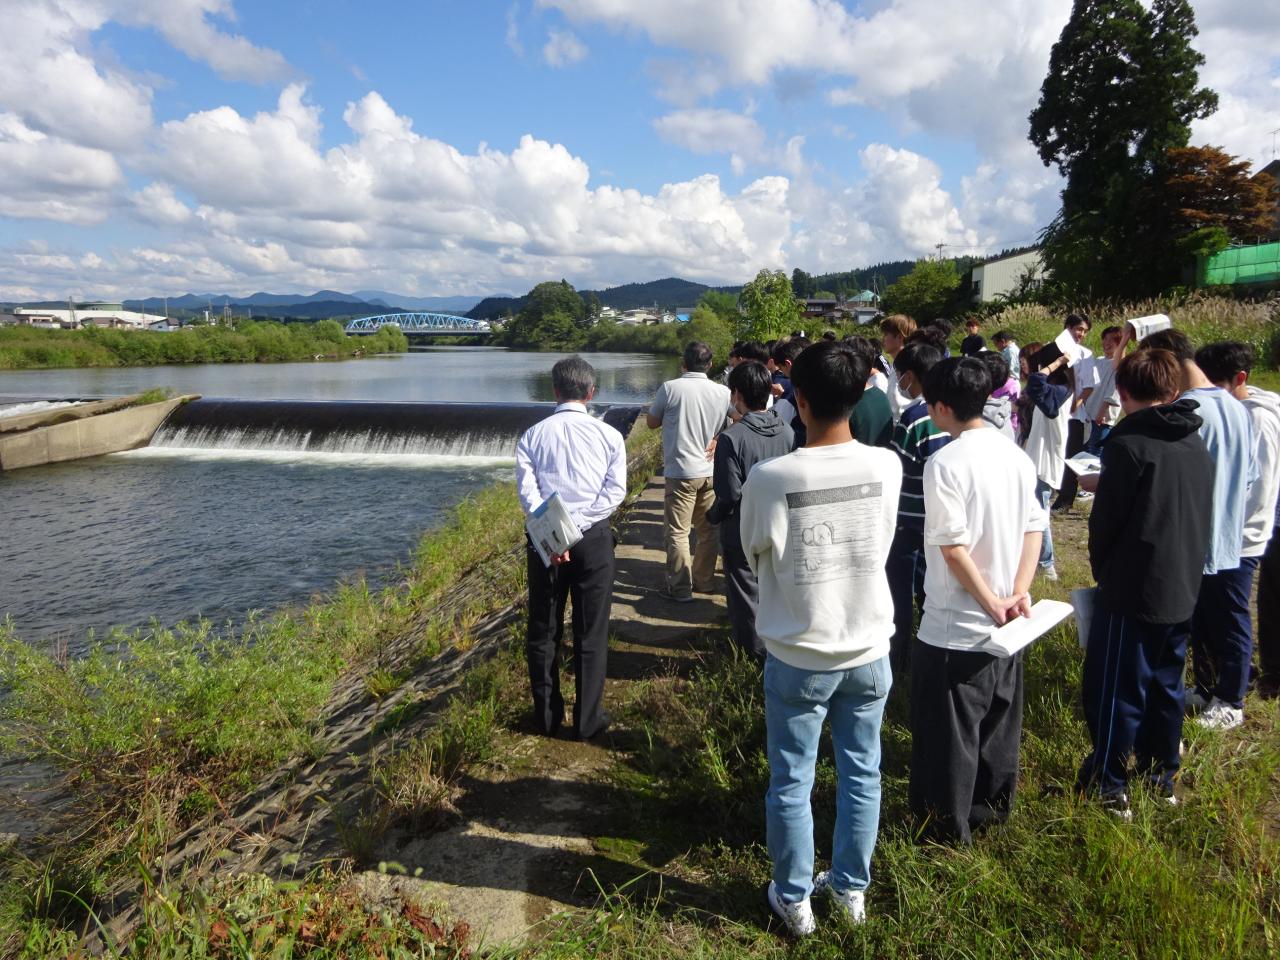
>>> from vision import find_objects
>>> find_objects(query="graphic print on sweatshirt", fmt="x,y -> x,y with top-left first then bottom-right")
786,484 -> 884,584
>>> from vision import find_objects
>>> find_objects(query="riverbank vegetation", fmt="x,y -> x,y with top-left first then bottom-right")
0,320 -> 408,370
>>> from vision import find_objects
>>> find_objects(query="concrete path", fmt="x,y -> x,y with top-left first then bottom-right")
365,477 -> 726,947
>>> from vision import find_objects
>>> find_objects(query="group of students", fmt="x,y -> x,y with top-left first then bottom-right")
514,316 -> 1279,938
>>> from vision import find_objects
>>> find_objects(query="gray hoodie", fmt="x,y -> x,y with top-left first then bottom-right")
982,396 -> 1016,442
708,408 -> 794,525
1243,385 -> 1280,558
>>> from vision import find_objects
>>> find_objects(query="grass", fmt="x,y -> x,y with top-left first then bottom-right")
962,293 -> 1280,368
0,320 -> 408,370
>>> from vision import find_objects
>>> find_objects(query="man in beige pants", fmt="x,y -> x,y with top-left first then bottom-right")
647,341 -> 733,602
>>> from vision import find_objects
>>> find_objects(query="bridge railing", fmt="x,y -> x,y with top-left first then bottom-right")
344,313 -> 493,335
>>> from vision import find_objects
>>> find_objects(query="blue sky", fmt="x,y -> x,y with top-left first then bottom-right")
0,1 -> 1274,299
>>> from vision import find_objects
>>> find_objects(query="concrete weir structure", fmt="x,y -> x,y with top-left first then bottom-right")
0,394 -> 199,471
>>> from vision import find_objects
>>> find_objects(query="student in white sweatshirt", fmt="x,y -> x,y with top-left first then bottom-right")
739,340 -> 902,937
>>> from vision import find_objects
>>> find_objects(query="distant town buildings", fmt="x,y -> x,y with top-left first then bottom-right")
800,290 -> 881,325
4,302 -> 172,331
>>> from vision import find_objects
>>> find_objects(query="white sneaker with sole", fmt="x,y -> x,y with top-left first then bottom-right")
1194,698 -> 1244,730
813,871 -> 866,923
1040,563 -> 1059,582
767,882 -> 815,937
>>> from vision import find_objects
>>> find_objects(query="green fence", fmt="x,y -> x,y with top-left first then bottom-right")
1197,241 -> 1280,287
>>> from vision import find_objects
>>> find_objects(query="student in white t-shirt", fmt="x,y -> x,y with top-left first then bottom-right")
909,356 -> 1047,845
739,340 -> 902,936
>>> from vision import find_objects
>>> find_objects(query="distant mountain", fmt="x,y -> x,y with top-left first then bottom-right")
582,277 -> 718,310
352,291 -> 486,313
467,296 -> 526,321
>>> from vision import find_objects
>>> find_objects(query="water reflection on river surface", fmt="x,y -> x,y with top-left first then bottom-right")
0,349 -> 676,648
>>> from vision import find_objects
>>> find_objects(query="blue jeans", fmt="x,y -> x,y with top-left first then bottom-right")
764,653 -> 891,903
1034,480 -> 1055,567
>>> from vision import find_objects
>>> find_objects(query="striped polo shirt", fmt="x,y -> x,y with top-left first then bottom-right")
891,396 -> 950,531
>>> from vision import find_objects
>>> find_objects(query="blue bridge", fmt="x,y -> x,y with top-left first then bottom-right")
344,313 -> 493,336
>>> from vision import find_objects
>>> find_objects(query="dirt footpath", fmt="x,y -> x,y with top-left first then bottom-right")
364,477 -> 725,947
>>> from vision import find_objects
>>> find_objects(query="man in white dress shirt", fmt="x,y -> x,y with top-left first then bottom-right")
516,357 -> 627,739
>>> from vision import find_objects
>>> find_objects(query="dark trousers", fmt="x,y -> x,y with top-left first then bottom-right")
1190,558 -> 1260,709
1083,422 -> 1111,457
909,641 -> 1023,844
525,520 -> 614,738
1052,418 -> 1087,509
886,525 -> 926,677
719,517 -> 764,661
1258,534 -> 1280,695
1077,603 -> 1189,798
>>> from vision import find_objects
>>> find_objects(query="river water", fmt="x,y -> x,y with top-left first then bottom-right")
0,348 -> 677,649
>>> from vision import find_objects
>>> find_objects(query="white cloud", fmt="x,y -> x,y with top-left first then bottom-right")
131,182 -> 193,226
0,112 -> 123,224
110,0 -> 291,83
505,3 -> 523,56
653,108 -> 765,157
543,29 -> 588,67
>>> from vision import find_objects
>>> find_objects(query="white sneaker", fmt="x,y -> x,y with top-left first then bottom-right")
767,882 -> 815,937
1184,688 -> 1207,712
1077,491 -> 1094,502
813,871 -> 867,923
1194,698 -> 1244,731
1040,563 -> 1059,582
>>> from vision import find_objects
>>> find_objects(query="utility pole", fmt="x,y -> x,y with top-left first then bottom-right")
935,242 -> 949,261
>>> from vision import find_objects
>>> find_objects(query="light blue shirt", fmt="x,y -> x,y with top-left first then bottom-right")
516,402 -> 627,532
1182,387 -> 1257,574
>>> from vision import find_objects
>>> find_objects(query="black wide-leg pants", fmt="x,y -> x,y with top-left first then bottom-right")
525,519 -> 614,738
909,641 -> 1024,844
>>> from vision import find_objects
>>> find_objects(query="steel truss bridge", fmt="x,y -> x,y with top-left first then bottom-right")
344,313 -> 493,336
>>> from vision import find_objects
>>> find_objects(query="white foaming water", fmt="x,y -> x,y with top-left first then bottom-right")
0,400 -> 81,419
149,424 -> 519,459
118,445 -> 515,469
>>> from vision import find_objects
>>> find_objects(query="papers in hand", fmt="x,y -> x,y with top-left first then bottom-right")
1053,328 -> 1088,367
1063,452 -> 1101,477
526,493 -> 582,567
981,599 -> 1075,658
1126,313 -> 1172,341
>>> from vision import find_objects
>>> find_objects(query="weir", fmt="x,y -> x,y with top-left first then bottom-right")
152,398 -> 645,458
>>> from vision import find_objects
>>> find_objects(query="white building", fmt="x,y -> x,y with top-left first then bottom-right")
969,248 -> 1046,303
13,304 -> 169,330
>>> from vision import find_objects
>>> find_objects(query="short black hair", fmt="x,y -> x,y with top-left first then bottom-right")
841,335 -> 878,369
736,340 -> 769,364
729,340 -> 746,356
683,341 -> 714,372
894,341 -> 943,379
1141,328 -> 1194,362
1195,340 -> 1255,384
790,341 -> 868,422
924,356 -> 992,422
1065,312 -> 1092,331
979,350 -> 1010,391
822,330 -> 837,341
551,356 -> 596,401
771,336 -> 809,367
728,360 -> 772,411
992,329 -> 1013,344
906,325 -> 948,352
1101,325 -> 1123,340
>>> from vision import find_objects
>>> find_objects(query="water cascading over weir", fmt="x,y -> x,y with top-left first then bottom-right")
149,399 -> 645,457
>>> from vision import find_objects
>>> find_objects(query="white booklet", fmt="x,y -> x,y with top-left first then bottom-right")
1070,587 -> 1097,651
980,599 -> 1075,658
1063,452 -> 1102,477
1127,313 -> 1172,341
526,493 -> 583,567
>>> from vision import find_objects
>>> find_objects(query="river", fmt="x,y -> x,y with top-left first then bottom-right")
0,348 -> 678,649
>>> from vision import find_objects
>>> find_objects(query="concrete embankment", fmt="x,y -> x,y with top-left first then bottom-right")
0,394 -> 199,470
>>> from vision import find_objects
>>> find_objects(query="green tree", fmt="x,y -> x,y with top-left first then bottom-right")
880,260 -> 960,322
1029,0 -> 1218,296
739,269 -> 801,341
790,267 -> 814,299
697,289 -> 740,323
682,304 -> 734,363
499,280 -> 587,347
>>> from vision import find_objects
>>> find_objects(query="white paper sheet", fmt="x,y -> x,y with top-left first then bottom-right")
1127,314 -> 1172,341
526,493 -> 583,567
1063,452 -> 1101,477
1054,328 -> 1087,367
981,599 -> 1075,658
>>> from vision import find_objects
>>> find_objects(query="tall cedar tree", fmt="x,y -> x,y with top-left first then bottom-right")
1029,0 -> 1218,297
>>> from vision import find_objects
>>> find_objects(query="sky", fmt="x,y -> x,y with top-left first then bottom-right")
0,0 -> 1276,300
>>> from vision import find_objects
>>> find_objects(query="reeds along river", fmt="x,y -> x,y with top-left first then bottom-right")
0,348 -> 672,649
